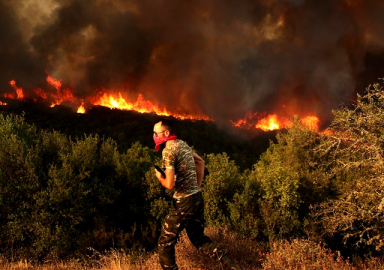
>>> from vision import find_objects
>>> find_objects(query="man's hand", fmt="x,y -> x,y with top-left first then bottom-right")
155,169 -> 164,180
155,167 -> 175,189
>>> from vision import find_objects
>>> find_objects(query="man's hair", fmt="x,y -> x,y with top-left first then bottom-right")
157,119 -> 173,134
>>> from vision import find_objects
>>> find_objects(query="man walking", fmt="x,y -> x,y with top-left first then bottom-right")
153,119 -> 241,270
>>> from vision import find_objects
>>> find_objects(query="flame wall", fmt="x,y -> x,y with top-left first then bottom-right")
1,0 -> 384,126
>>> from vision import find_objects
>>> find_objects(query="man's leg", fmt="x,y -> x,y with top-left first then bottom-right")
158,199 -> 183,270
159,193 -> 213,269
185,192 -> 225,260
185,192 -> 242,270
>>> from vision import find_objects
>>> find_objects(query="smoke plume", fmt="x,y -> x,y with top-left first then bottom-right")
1,0 -> 384,126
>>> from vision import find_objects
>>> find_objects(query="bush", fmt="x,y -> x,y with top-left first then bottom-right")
312,83 -> 384,255
262,239 -> 355,270
228,118 -> 325,243
203,153 -> 242,227
0,113 -> 162,260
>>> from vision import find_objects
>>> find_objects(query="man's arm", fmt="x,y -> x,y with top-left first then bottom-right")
193,152 -> 205,188
155,168 -> 175,189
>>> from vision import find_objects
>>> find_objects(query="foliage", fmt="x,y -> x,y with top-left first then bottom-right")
0,113 -> 164,260
202,153 -> 242,227
262,239 -> 356,270
0,102 -> 274,171
228,118 -> 325,242
312,83 -> 384,254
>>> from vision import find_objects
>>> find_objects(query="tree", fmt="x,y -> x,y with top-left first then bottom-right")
312,82 -> 384,254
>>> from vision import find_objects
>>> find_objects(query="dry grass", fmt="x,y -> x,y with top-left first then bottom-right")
1,228 -> 383,270
0,227 -> 262,270
262,239 -> 384,270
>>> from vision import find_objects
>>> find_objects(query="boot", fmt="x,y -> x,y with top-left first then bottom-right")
219,255 -> 242,270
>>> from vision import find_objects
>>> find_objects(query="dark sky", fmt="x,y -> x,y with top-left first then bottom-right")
1,0 -> 384,126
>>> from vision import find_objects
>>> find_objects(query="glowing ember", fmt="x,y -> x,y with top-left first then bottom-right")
9,80 -> 24,99
0,101 -> 7,106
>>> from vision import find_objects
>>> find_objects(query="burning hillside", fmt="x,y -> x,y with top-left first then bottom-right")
1,0 -> 384,131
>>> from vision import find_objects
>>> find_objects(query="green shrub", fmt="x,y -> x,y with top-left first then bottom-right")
0,113 -> 162,260
227,169 -> 262,239
228,118 -> 323,242
203,153 -> 242,226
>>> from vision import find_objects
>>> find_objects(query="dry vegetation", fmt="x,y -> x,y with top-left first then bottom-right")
0,227 -> 261,270
1,227 -> 383,270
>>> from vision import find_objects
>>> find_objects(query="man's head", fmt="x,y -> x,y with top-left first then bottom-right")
153,119 -> 173,138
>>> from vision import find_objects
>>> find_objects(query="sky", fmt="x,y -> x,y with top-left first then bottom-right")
1,0 -> 384,127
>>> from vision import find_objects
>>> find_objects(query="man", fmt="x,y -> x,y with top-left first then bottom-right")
153,119 -> 241,270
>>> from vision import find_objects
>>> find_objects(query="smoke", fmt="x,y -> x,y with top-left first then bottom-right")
1,0 -> 384,125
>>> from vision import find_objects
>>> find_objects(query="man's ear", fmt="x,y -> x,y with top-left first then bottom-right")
165,130 -> 170,137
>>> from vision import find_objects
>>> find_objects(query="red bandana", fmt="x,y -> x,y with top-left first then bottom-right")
153,135 -> 177,151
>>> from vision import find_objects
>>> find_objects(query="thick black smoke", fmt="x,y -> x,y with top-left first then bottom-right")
1,0 -> 384,125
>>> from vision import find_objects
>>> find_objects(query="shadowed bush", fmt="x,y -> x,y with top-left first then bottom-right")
0,113 -> 163,260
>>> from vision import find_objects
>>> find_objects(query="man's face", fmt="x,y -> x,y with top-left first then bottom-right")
153,122 -> 169,138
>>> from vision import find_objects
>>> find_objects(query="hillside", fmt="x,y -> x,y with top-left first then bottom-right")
0,98 -> 277,170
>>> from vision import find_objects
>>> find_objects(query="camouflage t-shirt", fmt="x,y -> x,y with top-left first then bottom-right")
162,139 -> 200,198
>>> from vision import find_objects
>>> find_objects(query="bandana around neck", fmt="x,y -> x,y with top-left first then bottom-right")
153,135 -> 177,151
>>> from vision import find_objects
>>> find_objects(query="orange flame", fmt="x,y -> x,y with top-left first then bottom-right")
301,116 -> 320,132
77,101 -> 85,114
90,91 -> 211,120
256,114 -> 281,130
232,111 -> 320,132
0,101 -> 7,106
3,78 -> 211,120
3,77 -> 321,130
46,75 -> 62,91
33,88 -> 48,99
9,80 -> 24,99
46,75 -> 76,107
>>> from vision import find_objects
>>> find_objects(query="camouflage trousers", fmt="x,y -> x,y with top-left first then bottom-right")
158,191 -> 224,270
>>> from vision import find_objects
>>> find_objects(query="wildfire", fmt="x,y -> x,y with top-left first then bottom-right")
2,77 -> 321,130
301,116 -> 320,131
8,80 -> 24,99
46,75 -> 62,91
46,75 -> 76,107
89,91 -> 211,120
232,112 -> 320,132
77,101 -> 85,114
256,114 -> 282,131
2,77 -> 211,121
